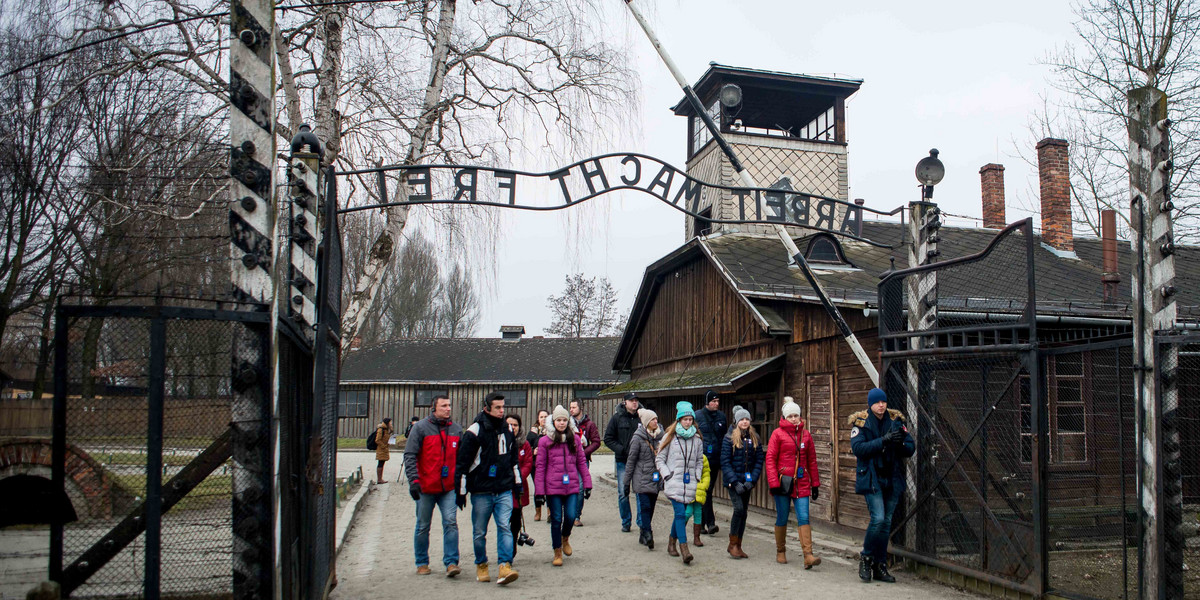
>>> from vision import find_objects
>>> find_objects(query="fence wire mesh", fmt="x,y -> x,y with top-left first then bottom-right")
50,302 -> 268,599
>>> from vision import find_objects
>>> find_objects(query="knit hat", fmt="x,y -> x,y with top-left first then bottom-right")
868,387 -> 888,407
638,408 -> 658,429
675,401 -> 695,420
732,405 -> 751,424
704,390 -> 719,404
782,396 -> 801,419
552,404 -> 570,422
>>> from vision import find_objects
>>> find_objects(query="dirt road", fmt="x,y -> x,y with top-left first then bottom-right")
329,455 -> 981,600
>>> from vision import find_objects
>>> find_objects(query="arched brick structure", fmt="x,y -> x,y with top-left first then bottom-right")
0,438 -> 135,522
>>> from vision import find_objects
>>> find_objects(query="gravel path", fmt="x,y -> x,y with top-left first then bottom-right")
330,455 -> 983,600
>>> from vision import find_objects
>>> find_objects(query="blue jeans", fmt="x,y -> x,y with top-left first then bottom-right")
774,494 -> 810,527
670,500 -> 689,543
615,462 -> 631,528
470,492 -> 514,565
862,487 -> 902,561
414,491 -> 459,567
545,493 -> 579,549
636,492 -> 657,532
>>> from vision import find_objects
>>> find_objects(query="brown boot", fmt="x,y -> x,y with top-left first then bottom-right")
692,524 -> 704,547
534,506 -> 542,521
774,526 -> 788,564
667,536 -> 679,557
727,535 -> 737,558
732,535 -> 749,559
562,536 -> 572,556
798,525 -> 822,569
552,548 -> 563,567
679,542 -> 693,564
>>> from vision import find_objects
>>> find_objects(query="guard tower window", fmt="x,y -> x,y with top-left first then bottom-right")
692,207 -> 713,238
805,235 -> 845,264
690,100 -> 721,156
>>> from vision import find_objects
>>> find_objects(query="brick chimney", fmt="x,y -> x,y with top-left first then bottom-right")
1036,138 -> 1073,252
979,163 -> 1006,229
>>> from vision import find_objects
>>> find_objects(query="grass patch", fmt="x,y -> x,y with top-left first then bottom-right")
97,451 -> 203,467
337,436 -> 407,450
108,471 -> 232,512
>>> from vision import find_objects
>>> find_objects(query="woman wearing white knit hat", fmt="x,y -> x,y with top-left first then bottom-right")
765,396 -> 822,568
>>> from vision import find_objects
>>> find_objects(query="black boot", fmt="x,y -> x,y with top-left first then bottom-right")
872,560 -> 896,583
858,555 -> 873,583
645,530 -> 654,550
638,529 -> 648,546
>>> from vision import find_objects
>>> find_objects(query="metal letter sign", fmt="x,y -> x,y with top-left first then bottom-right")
339,153 -> 890,245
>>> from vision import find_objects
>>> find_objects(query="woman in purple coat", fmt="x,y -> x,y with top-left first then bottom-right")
535,404 -> 592,566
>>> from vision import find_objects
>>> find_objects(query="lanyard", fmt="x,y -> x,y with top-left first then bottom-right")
675,437 -> 694,481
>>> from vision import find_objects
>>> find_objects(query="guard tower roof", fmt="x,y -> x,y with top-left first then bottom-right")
672,63 -> 862,135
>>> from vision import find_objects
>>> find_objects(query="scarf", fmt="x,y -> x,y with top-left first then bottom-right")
675,422 -> 697,438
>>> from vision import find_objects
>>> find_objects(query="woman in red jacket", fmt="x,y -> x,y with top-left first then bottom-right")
507,414 -> 534,557
765,397 -> 821,568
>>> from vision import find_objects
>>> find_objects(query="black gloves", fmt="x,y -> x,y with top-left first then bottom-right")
583,488 -> 592,500
885,428 -> 906,445
456,494 -> 467,510
409,481 -> 421,501
513,483 -> 523,495
811,486 -> 820,501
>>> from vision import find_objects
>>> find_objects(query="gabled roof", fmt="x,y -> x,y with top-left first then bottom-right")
342,337 -> 623,384
614,221 -> 1200,371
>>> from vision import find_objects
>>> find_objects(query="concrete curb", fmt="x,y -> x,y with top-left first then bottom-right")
335,482 -> 372,556
597,472 -> 860,559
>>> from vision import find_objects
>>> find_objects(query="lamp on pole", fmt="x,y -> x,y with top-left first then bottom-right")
915,148 -> 945,199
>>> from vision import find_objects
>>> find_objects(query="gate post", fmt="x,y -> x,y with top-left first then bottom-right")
1128,86 -> 1183,600
906,200 -> 939,554
228,0 -> 277,597
285,126 -> 323,344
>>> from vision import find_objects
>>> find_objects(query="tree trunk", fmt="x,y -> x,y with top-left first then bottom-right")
340,0 -> 458,344
313,3 -> 347,163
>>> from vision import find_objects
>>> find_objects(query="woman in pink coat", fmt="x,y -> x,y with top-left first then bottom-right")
534,405 -> 592,566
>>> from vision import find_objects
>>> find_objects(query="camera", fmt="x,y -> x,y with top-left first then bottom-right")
516,532 -> 535,547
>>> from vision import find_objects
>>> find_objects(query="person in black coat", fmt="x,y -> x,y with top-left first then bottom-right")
603,392 -> 642,533
455,392 -> 521,585
720,405 -> 764,559
693,389 -> 727,534
850,387 -> 915,584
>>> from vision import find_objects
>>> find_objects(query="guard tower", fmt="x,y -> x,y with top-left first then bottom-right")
674,63 -> 861,239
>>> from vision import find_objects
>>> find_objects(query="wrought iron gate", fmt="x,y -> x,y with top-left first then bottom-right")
877,218 -> 1192,600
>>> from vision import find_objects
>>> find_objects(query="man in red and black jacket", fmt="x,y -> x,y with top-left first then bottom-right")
403,394 -> 463,578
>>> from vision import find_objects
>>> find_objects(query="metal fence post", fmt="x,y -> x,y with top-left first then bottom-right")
50,302 -> 67,583
228,0 -> 277,596
145,316 -> 166,600
1025,219 -> 1047,597
1128,85 -> 1183,600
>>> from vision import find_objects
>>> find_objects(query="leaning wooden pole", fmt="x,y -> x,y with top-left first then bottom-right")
228,0 -> 277,596
623,0 -> 878,386
1128,85 -> 1183,600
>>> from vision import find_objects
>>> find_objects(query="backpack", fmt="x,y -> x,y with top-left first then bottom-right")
366,429 -> 378,451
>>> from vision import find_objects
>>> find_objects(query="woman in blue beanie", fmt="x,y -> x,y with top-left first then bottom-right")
655,400 -> 705,565
850,387 -> 914,582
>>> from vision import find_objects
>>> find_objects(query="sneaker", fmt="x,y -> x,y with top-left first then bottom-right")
446,564 -> 461,578
621,524 -> 631,533
497,563 -> 519,585
476,563 -> 490,582
416,565 -> 432,575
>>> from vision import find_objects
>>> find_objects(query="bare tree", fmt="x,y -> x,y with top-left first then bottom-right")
441,263 -> 479,338
545,273 -> 621,338
383,231 -> 443,339
1035,0 -> 1200,240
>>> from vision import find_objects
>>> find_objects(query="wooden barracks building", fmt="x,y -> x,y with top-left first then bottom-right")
600,64 -> 1200,532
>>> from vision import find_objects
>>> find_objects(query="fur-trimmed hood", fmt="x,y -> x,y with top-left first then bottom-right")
848,408 -> 906,427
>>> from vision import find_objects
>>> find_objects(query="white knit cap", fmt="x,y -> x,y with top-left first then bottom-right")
782,396 -> 801,418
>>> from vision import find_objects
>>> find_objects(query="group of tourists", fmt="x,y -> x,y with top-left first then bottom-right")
385,385 -> 914,585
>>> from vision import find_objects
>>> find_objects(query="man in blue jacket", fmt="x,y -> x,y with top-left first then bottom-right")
850,387 -> 915,583
693,389 -> 727,535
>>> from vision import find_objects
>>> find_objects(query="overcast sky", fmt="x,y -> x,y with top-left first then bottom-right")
472,0 -> 1080,338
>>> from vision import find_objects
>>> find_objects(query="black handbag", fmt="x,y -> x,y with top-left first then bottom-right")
771,434 -> 802,496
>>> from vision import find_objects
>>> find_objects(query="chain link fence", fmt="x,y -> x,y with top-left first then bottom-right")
51,300 -> 270,599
